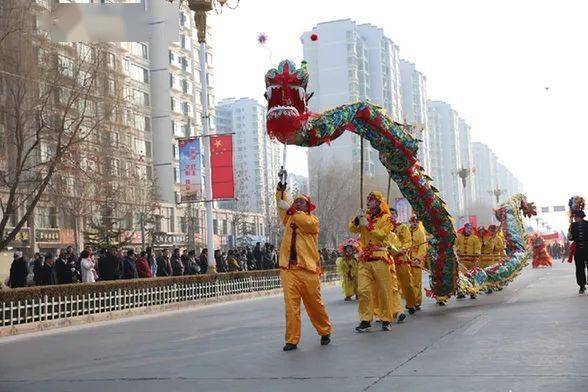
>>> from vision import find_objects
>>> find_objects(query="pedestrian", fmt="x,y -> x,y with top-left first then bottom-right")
146,247 -> 158,277
198,248 -> 208,274
276,179 -> 332,351
54,250 -> 73,284
122,249 -> 139,280
38,253 -> 57,286
253,242 -> 263,270
214,249 -> 224,272
227,249 -> 240,272
569,208 -> 588,293
246,246 -> 254,270
156,249 -> 172,277
184,250 -> 199,275
97,247 -> 121,281
135,251 -> 152,278
8,251 -> 28,288
409,216 -> 428,310
171,248 -> 184,276
32,252 -> 44,286
80,250 -> 97,283
262,243 -> 274,270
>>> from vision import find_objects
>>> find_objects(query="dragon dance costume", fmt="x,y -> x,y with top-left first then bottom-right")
529,233 -> 552,268
276,187 -> 332,350
336,239 -> 359,300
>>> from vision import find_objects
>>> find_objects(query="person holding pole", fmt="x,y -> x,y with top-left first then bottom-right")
409,216 -> 428,311
276,171 -> 332,352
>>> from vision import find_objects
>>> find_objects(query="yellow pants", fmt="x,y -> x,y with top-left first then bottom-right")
359,261 -> 402,323
396,262 -> 416,309
341,274 -> 358,297
479,255 -> 494,268
388,263 -> 405,318
460,257 -> 479,270
280,268 -> 332,345
411,266 -> 423,307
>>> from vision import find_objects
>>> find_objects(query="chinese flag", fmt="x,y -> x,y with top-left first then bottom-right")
210,134 -> 235,199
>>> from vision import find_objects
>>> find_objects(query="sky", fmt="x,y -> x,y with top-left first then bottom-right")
211,0 -> 588,230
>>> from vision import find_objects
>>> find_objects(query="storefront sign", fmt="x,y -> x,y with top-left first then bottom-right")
36,228 -> 61,243
153,232 -> 188,246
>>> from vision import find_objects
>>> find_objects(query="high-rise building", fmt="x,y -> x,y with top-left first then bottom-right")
457,118 -> 476,213
215,97 -> 283,216
472,141 -> 498,206
399,59 -> 430,171
301,19 -> 404,186
427,100 -> 464,216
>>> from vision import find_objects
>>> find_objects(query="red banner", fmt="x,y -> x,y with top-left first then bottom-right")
210,134 -> 234,199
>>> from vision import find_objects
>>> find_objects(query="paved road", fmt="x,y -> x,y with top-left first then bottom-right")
0,261 -> 585,392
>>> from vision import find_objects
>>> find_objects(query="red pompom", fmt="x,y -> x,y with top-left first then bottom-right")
310,33 -> 318,41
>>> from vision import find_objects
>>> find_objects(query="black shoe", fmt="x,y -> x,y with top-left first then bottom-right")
485,289 -> 493,295
456,293 -> 466,300
320,334 -> 331,346
408,307 -> 416,315
396,313 -> 407,324
381,321 -> 392,331
415,305 -> 421,311
355,321 -> 371,333
344,296 -> 352,301
283,343 -> 297,351
497,287 -> 503,291
375,319 -> 382,324
470,294 -> 477,299
580,287 -> 586,294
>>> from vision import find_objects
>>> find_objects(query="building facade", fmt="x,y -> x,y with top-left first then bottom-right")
457,118 -> 476,213
301,19 -> 404,188
215,97 -> 283,216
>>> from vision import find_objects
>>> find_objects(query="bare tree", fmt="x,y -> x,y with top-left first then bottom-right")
0,1 -> 111,252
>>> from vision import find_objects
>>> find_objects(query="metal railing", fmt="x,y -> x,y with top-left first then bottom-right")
1,271 -> 339,328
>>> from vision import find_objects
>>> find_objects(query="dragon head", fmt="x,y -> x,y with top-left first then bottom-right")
265,60 -> 312,143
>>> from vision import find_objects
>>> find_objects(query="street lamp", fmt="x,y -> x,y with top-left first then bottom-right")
488,187 -> 504,204
453,167 -> 475,189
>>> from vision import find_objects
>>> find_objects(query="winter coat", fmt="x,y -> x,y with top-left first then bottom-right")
171,255 -> 184,276
122,257 -> 138,280
135,256 -> 152,278
81,257 -> 96,283
198,253 -> 208,274
156,256 -> 171,277
38,263 -> 56,286
54,257 -> 73,284
97,254 -> 120,281
9,257 -> 28,288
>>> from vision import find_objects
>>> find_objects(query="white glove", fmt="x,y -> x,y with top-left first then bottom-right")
358,216 -> 368,227
277,199 -> 291,210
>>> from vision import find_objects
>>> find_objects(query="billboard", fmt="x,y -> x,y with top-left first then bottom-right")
179,138 -> 202,203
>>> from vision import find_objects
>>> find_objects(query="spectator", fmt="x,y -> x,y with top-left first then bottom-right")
32,252 -> 44,286
135,251 -> 152,278
184,250 -> 199,275
262,243 -> 274,270
171,248 -> 184,276
198,248 -> 208,274
63,246 -> 79,283
80,250 -> 97,283
54,250 -> 73,284
97,247 -> 121,281
239,249 -> 248,271
8,252 -> 28,288
157,248 -> 172,277
253,242 -> 263,270
122,249 -> 139,280
38,253 -> 57,286
214,250 -> 224,272
147,247 -> 157,277
246,246 -> 255,270
227,250 -> 241,272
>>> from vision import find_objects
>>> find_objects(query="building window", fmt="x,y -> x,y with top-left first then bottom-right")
37,207 -> 57,228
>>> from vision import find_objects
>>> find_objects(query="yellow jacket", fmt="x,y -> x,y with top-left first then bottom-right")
456,234 -> 482,256
336,256 -> 358,279
410,223 -> 428,261
392,222 -> 412,263
349,211 -> 392,262
491,233 -> 506,258
276,190 -> 320,272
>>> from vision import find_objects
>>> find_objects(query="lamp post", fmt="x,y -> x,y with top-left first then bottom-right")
489,187 -> 504,205
453,167 -> 475,189
185,0 -> 239,272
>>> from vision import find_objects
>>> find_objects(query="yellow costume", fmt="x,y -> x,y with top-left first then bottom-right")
409,221 -> 428,308
277,189 -> 332,346
336,256 -> 358,299
456,231 -> 482,270
479,230 -> 494,268
390,221 -> 417,310
491,230 -> 506,263
350,192 -> 398,324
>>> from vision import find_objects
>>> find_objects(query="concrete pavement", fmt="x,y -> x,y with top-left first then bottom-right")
0,261 -> 585,392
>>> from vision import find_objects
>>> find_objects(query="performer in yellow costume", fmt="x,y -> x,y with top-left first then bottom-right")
389,208 -> 418,314
477,226 -> 494,268
484,224 -> 507,294
276,180 -> 332,351
350,191 -> 407,333
409,216 -> 428,311
456,223 -> 482,299
336,238 -> 359,301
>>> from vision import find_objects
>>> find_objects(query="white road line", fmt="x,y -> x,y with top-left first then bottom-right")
506,296 -> 519,304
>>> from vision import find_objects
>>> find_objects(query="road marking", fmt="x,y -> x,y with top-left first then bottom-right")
506,296 -> 519,304
463,317 -> 488,336
527,284 -> 535,288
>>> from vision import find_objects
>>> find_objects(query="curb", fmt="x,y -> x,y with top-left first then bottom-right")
0,281 -> 340,338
